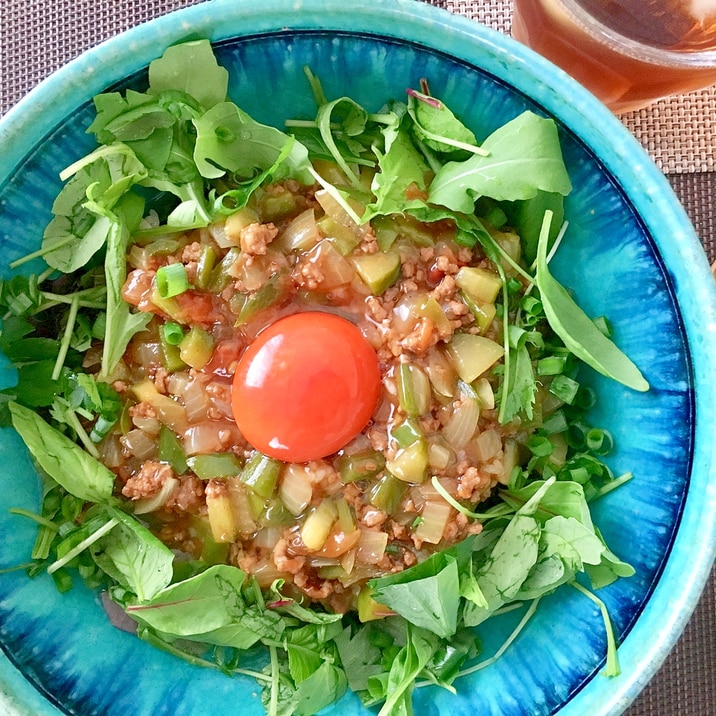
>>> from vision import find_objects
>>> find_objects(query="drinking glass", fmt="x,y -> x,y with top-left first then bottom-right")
511,0 -> 716,113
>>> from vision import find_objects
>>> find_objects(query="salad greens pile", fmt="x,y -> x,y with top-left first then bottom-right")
0,40 -> 647,716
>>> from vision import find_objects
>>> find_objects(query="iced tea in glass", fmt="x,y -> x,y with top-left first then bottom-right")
511,0 -> 716,113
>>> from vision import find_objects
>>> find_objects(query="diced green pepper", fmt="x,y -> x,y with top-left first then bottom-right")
236,272 -> 291,326
160,327 -> 187,373
241,452 -> 282,499
336,449 -> 386,483
187,452 -> 242,480
158,425 -> 188,475
195,244 -> 217,290
391,418 -> 423,448
207,247 -> 240,293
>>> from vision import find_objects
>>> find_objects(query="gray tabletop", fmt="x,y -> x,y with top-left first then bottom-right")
1,0 -> 714,714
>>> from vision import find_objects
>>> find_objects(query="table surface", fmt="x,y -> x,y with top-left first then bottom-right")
1,1 -> 714,714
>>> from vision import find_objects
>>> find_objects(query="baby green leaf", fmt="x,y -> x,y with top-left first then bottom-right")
536,212 -> 649,392
193,102 -> 313,184
148,39 -> 229,110
89,505 -> 174,601
428,111 -> 572,213
9,401 -> 114,503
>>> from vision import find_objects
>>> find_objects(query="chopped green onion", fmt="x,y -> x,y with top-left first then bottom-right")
526,435 -> 553,458
537,355 -> 568,376
586,428 -> 614,455
51,568 -> 74,593
541,410 -> 569,435
156,263 -> 190,299
162,321 -> 185,345
549,374 -> 580,404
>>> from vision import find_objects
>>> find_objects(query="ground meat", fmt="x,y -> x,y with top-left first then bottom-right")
165,475 -> 205,513
273,538 -> 306,574
129,402 -> 156,420
122,460 -> 173,500
239,222 -> 278,255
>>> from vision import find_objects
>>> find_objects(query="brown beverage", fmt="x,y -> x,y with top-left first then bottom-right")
512,0 -> 716,112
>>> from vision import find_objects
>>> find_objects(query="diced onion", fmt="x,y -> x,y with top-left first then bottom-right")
443,398 -> 480,449
165,371 -> 190,397
121,429 -> 156,460
254,527 -> 283,549
277,208 -> 321,252
279,464 -> 313,516
182,379 -> 210,423
183,420 -> 239,456
134,477 -> 179,514
428,442 -> 453,470
131,341 -> 162,368
315,189 -> 368,238
414,501 -> 451,544
474,377 -> 495,409
99,434 -> 124,468
355,529 -> 388,565
474,428 -> 502,462
131,416 -> 161,436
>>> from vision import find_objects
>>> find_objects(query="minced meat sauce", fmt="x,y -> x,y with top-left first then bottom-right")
96,178 -> 524,614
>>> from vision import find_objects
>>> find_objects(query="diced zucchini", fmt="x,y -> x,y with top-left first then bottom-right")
187,452 -> 242,479
446,333 -> 505,383
391,418 -> 424,449
179,326 -> 215,370
224,207 -> 261,242
351,250 -> 401,295
371,216 -> 400,252
461,291 -> 497,334
194,245 -> 217,290
206,488 -> 237,543
318,215 -> 361,256
159,333 -> 187,373
258,186 -> 298,221
386,440 -> 428,483
301,500 -> 338,551
455,266 -> 502,304
207,247 -> 241,293
369,473 -> 407,513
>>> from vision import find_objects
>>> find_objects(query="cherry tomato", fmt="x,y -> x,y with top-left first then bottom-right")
232,312 -> 381,462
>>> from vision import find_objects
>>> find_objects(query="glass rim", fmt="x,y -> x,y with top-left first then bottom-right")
559,0 -> 716,67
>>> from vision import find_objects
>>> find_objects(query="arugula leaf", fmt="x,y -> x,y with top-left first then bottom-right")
315,97 -> 369,188
9,401 -> 114,503
362,122 -> 429,221
536,211 -> 649,392
148,39 -> 229,110
407,92 -> 479,157
373,624 -> 437,716
193,102 -> 313,184
89,505 -> 174,601
428,111 -> 572,213
101,200 -> 152,377
502,190 -> 565,265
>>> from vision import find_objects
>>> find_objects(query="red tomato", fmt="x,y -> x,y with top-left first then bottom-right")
232,312 -> 381,462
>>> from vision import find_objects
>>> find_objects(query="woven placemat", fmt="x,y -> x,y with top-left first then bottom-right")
0,2 -> 714,715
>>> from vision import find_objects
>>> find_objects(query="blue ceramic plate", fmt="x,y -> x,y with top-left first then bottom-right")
1,1 -> 715,714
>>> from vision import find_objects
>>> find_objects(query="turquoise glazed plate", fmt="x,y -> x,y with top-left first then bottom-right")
1,1 -> 715,714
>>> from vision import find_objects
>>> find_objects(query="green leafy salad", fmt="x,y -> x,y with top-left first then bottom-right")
0,40 -> 648,716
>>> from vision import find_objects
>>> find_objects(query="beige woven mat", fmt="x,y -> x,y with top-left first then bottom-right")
0,2 -> 714,715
